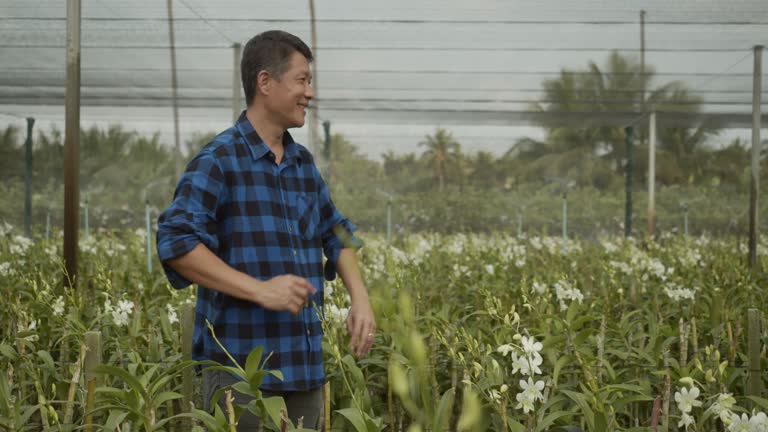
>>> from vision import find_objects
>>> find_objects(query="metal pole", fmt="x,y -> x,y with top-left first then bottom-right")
45,208 -> 50,241
232,42 -> 242,122
640,11 -> 646,116
386,197 -> 392,245
64,0 -> 81,288
145,193 -> 152,273
308,0 -> 320,156
562,192 -> 568,255
84,192 -> 89,241
748,45 -> 763,269
167,0 -> 182,180
24,117 -> 34,238
322,120 -> 331,181
625,126 -> 634,238
648,111 -> 656,238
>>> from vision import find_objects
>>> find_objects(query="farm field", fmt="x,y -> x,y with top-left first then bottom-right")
1,224 -> 767,431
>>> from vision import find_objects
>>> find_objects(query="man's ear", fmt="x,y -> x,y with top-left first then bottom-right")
256,70 -> 272,96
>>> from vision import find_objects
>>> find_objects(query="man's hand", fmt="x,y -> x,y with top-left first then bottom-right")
347,296 -> 376,357
258,275 -> 316,315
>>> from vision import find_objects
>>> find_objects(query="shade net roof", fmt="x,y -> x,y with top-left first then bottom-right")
0,0 -> 766,155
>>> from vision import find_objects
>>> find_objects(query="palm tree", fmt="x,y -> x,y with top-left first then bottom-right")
419,128 -> 460,191
528,51 -> 717,183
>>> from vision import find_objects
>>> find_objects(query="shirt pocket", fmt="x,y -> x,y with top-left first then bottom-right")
296,193 -> 320,240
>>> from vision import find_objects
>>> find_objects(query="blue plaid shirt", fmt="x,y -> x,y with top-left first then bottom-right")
156,111 -> 359,391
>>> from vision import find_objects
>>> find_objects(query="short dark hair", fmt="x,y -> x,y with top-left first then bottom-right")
241,30 -> 313,105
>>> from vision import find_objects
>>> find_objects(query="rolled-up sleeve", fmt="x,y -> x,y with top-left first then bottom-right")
156,152 -> 225,289
313,166 -> 362,281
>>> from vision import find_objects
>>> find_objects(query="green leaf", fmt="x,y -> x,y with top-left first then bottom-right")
94,365 -> 149,400
35,350 -> 55,372
139,363 -> 161,389
432,387 -> 455,430
203,365 -> 246,381
553,355 -> 574,386
746,396 -> 768,410
232,380 -> 256,398
508,418 -> 526,432
100,409 -> 129,432
261,395 -> 289,429
154,391 -> 183,407
536,410 -> 574,432
148,359 -> 207,395
0,344 -> 18,361
560,390 -> 595,432
342,355 -> 366,387
336,407 -> 371,432
245,345 -> 265,382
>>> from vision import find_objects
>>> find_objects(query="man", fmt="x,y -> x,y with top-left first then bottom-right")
156,30 -> 376,430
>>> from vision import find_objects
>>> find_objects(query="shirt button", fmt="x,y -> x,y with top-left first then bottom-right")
306,329 -> 311,336
293,249 -> 298,256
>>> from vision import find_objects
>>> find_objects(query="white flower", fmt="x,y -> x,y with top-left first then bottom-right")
709,393 -> 736,424
485,264 -> 495,276
9,235 -> 33,256
515,378 -> 545,413
109,299 -> 134,327
52,296 -> 65,315
664,282 -> 697,302
529,237 -> 542,250
325,304 -> 349,323
325,284 -> 334,297
532,281 -> 547,294
678,412 -> 695,430
496,344 -> 515,357
511,352 -> 542,377
601,240 -> 619,253
749,412 -> 768,431
166,304 -> 178,324
0,262 -> 13,277
117,300 -> 134,314
521,336 -> 543,356
675,386 -> 702,413
729,413 -> 751,432
488,389 -> 501,403
28,320 -> 37,331
515,259 -> 525,268
0,221 -> 13,236
510,352 -> 526,375
45,246 -> 57,260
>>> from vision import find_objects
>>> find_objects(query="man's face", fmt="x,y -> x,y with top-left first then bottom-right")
264,51 -> 314,130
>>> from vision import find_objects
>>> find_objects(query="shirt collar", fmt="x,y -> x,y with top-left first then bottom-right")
234,110 -> 302,164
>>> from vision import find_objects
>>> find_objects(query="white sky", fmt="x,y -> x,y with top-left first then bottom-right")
1,0 -> 766,158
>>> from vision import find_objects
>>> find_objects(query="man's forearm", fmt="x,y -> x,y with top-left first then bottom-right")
335,248 -> 368,302
166,243 -> 261,303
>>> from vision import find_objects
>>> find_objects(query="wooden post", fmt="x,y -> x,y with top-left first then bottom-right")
624,126 -> 633,238
24,117 -> 34,238
232,42 -> 242,122
747,308 -> 763,403
307,0 -> 320,156
648,112 -> 656,238
63,0 -> 81,289
182,302 -> 195,415
167,0 -> 182,180
83,331 -> 101,432
748,45 -> 763,269
324,382 -> 331,432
